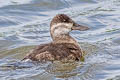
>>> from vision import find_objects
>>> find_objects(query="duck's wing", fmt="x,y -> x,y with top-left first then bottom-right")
22,43 -> 52,61
22,43 -> 82,62
63,43 -> 83,60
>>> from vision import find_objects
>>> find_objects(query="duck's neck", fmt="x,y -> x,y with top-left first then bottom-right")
52,34 -> 78,45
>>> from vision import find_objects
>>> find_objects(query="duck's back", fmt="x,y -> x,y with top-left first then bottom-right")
22,43 -> 83,62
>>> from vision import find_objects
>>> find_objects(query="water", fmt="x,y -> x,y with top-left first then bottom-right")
0,0 -> 120,80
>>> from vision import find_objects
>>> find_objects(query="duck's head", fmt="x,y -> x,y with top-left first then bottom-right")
50,14 -> 89,41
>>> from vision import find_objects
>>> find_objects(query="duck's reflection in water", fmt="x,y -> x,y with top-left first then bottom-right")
45,60 -> 102,80
0,42 -> 103,80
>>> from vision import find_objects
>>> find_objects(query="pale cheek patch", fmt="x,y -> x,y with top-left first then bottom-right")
53,28 -> 70,36
51,23 -> 73,31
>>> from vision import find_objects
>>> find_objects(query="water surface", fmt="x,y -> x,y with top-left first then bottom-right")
0,0 -> 120,80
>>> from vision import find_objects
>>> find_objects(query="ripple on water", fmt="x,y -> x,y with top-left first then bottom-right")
0,42 -> 113,80
0,0 -> 120,80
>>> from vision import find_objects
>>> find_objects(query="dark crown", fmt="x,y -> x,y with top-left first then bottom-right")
50,14 -> 73,27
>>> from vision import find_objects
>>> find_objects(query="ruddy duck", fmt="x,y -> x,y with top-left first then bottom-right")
22,14 -> 89,62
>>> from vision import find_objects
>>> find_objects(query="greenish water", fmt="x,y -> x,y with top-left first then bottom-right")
0,0 -> 120,80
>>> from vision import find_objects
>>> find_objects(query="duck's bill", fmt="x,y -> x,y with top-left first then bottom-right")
72,23 -> 89,31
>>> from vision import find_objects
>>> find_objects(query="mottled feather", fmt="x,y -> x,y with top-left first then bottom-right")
23,43 -> 82,62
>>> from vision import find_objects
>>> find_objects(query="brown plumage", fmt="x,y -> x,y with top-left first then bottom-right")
23,43 -> 82,61
22,14 -> 89,62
